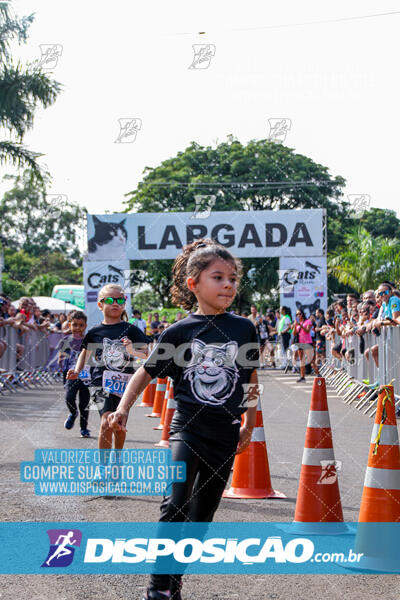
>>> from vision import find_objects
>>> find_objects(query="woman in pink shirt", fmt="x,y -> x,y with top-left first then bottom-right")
293,308 -> 319,382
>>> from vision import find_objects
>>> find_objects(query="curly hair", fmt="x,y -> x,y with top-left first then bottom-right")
170,238 -> 243,310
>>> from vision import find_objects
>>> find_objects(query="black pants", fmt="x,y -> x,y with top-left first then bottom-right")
64,379 -> 90,430
149,407 -> 240,591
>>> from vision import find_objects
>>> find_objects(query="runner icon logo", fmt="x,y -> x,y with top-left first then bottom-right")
41,529 -> 82,568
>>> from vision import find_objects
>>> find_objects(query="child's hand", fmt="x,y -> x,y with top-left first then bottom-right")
108,410 -> 128,432
66,369 -> 78,380
122,336 -> 134,355
236,426 -> 253,455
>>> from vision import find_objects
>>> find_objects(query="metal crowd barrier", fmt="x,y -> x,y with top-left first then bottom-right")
320,326 -> 400,418
0,325 -> 63,395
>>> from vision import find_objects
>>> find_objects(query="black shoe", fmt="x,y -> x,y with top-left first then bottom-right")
143,590 -> 171,600
284,364 -> 290,374
297,376 -> 306,383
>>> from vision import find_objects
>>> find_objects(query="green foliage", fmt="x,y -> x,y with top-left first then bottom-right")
131,289 -> 162,313
0,170 -> 86,260
2,273 -> 25,299
328,227 -> 400,291
26,273 -> 65,297
0,3 -> 61,183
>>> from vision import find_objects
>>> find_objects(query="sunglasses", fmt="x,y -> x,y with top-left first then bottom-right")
378,290 -> 390,297
100,296 -> 126,305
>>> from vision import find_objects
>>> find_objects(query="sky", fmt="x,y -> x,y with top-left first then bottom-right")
2,0 -> 400,220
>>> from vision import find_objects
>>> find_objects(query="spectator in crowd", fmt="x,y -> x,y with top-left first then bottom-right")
173,311 -> 183,323
130,309 -> 147,333
150,312 -> 162,341
278,306 -> 292,370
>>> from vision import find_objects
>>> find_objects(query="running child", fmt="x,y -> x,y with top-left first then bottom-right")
67,284 -> 148,451
108,239 -> 260,600
59,311 -> 91,438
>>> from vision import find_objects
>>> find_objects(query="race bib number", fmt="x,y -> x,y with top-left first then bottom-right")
78,364 -> 91,384
102,370 -> 132,397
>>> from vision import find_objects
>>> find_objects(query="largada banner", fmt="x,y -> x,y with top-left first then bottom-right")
279,256 -> 327,318
83,260 -> 131,329
86,209 -> 325,260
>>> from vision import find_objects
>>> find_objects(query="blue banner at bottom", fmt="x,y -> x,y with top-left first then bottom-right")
0,522 -> 399,574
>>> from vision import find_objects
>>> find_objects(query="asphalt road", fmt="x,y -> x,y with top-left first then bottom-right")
0,371 -> 399,600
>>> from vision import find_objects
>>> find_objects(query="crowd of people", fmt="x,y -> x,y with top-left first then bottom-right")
240,280 -> 400,383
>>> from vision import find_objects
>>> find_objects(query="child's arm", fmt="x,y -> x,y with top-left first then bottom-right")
66,348 -> 90,379
236,368 -> 259,454
108,366 -> 152,432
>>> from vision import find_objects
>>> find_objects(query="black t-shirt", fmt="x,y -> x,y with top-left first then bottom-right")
143,312 -> 260,420
81,321 -> 148,387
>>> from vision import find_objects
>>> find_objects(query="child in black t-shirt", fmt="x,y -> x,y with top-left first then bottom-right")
67,284 -> 148,452
108,239 -> 260,600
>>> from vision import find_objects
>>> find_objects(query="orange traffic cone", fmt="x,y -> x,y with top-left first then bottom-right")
139,378 -> 157,407
291,377 -> 350,534
223,399 -> 286,499
358,383 -> 400,522
347,384 -> 400,572
154,379 -> 170,430
146,378 -> 167,418
156,382 -> 176,448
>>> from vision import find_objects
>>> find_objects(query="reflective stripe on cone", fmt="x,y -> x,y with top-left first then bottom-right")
223,399 -> 286,499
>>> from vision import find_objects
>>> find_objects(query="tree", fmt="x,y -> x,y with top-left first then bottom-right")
0,2 -> 61,183
328,227 -> 400,292
0,170 -> 86,261
124,137 -> 348,306
26,273 -> 64,297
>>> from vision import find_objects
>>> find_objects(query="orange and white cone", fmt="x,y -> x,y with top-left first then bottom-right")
146,377 -> 167,418
348,384 -> 400,572
358,383 -> 400,521
223,400 -> 286,499
154,379 -> 170,430
291,377 -> 350,534
138,378 -> 157,407
156,382 -> 176,448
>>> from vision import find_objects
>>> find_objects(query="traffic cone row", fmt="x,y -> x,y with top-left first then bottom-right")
139,372 -> 400,572
155,379 -> 176,448
146,377 -> 167,418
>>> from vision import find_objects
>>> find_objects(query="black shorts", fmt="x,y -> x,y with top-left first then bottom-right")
92,390 -> 121,416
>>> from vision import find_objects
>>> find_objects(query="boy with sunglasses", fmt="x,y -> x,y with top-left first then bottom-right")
67,284 -> 149,452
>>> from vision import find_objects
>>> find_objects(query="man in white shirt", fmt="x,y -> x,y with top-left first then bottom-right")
131,309 -> 147,333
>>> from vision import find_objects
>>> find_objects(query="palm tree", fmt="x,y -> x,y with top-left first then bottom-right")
0,3 -> 61,183
328,227 -> 400,291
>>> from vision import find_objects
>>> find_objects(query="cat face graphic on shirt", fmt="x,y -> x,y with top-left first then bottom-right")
183,339 -> 239,406
101,338 -> 130,371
